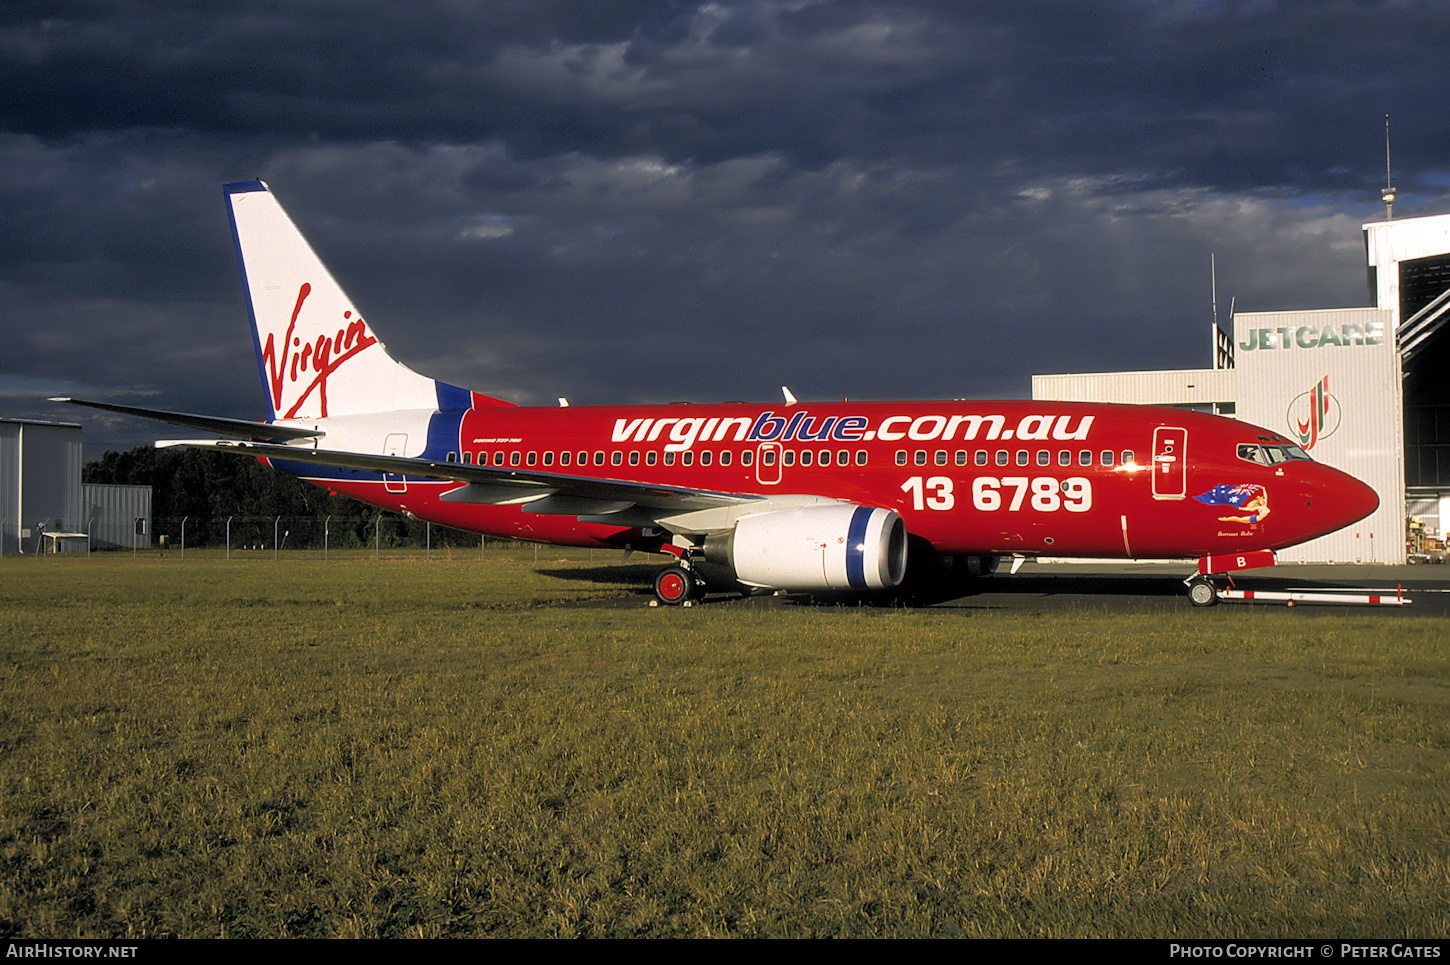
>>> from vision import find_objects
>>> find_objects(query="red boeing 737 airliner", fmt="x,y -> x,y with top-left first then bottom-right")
57,182 -> 1378,606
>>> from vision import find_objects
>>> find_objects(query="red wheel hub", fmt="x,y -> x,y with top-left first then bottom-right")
657,571 -> 688,602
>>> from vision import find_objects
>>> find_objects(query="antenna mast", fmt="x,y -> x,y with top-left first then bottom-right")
1382,113 -> 1396,220
1211,253 -> 1218,327
1210,254 -> 1234,370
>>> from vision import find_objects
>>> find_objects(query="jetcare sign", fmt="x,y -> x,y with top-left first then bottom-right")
1237,319 -> 1385,351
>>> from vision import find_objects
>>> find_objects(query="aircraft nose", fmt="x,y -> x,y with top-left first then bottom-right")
1314,466 -> 1379,532
1349,475 -> 1380,521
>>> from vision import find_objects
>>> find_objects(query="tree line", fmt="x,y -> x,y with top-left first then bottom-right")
84,446 -> 482,549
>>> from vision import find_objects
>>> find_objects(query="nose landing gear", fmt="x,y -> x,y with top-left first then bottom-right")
1186,576 -> 1220,607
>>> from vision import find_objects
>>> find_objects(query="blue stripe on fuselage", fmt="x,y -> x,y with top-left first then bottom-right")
425,407 -> 465,461
436,382 -> 472,411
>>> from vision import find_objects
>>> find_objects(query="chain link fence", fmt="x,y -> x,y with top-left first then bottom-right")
139,514 -> 514,559
6,514 -> 640,563
154,510 -> 510,556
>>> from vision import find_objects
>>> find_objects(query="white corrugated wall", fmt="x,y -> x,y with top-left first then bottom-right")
1234,307 -> 1404,563
84,483 -> 153,551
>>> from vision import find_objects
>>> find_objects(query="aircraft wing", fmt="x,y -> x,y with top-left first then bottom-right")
51,398 -> 323,443
158,438 -> 762,515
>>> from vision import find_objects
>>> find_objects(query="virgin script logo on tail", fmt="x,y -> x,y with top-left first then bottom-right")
261,283 -> 378,418
1286,375 -> 1340,452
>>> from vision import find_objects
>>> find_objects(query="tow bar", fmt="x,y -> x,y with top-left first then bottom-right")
1215,586 -> 1411,607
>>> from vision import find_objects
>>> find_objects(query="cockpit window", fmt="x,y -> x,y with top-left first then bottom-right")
1237,443 -> 1312,465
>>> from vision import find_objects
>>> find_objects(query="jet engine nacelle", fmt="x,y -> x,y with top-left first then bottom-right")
704,505 -> 907,592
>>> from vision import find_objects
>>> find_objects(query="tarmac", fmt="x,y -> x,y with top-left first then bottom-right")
572,560 -> 1450,615
923,561 -> 1450,616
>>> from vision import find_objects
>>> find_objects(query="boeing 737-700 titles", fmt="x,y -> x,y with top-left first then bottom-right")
57,182 -> 1379,607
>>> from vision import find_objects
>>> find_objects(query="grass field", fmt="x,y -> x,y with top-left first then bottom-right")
1,551 -> 1447,938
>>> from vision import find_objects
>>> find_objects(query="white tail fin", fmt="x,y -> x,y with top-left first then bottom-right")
226,181 -> 465,420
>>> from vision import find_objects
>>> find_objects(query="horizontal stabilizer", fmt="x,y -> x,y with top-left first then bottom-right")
51,398 -> 323,443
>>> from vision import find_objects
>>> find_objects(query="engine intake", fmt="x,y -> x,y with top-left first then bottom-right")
703,505 -> 907,592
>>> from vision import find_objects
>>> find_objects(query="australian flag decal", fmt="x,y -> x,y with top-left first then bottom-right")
1194,483 -> 1264,508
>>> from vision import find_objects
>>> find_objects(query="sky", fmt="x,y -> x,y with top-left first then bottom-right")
4,0 -> 1449,457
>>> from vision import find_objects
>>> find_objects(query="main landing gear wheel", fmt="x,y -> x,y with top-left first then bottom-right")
653,565 -> 697,606
1187,578 -> 1219,608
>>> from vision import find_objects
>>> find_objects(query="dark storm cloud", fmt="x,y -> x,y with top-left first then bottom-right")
2,0 -> 1448,455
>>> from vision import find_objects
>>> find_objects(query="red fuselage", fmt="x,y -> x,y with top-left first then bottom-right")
296,400 -> 1378,561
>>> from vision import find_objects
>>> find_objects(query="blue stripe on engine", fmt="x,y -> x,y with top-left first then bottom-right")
845,506 -> 872,589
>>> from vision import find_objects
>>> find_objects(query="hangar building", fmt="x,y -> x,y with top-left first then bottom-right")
1,417 -> 84,554
1033,212 -> 1450,565
1,417 -> 152,554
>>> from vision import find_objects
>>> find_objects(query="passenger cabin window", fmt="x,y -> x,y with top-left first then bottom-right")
742,450 -> 754,467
